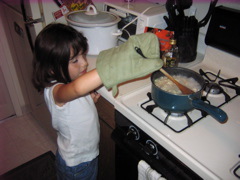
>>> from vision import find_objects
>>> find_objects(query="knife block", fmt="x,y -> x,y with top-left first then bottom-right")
175,16 -> 199,63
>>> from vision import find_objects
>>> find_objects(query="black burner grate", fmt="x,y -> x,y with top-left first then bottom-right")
199,69 -> 239,106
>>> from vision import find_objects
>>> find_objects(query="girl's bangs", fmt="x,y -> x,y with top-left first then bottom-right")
70,36 -> 88,59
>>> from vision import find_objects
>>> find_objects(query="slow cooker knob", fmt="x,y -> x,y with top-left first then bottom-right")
126,125 -> 140,140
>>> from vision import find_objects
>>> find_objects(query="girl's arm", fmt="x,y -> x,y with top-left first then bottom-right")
53,69 -> 102,106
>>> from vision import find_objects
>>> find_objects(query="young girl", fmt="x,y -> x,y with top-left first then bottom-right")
32,23 -> 162,180
32,23 -> 102,180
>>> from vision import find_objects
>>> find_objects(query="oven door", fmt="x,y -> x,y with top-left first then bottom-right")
112,110 -> 203,180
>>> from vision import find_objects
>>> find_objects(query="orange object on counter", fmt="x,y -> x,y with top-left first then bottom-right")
144,27 -> 174,53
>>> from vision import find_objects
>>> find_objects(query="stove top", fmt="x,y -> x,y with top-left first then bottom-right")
114,46 -> 240,179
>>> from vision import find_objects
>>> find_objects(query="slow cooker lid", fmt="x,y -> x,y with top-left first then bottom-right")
67,10 -> 120,27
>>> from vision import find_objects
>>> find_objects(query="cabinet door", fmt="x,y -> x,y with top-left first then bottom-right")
0,65 -> 15,120
96,97 -> 115,180
98,119 -> 115,180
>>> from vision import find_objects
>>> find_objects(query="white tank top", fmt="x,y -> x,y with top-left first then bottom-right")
44,84 -> 100,166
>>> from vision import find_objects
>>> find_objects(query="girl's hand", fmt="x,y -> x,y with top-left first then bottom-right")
90,91 -> 101,103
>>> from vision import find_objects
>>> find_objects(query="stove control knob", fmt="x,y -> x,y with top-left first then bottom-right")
144,140 -> 158,156
126,125 -> 140,140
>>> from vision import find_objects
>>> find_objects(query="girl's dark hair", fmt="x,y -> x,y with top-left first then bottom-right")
32,23 -> 88,93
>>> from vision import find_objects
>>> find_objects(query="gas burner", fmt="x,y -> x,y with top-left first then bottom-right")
204,82 -> 231,102
168,112 -> 184,117
165,112 -> 193,127
199,69 -> 233,103
205,82 -> 223,95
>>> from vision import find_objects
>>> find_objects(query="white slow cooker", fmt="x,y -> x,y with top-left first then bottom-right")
66,5 -> 121,55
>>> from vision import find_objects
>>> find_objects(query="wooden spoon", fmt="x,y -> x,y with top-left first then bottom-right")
159,68 -> 194,95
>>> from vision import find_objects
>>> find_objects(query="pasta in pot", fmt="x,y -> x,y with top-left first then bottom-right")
154,75 -> 201,95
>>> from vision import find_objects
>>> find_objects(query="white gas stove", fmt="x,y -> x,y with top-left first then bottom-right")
114,45 -> 240,179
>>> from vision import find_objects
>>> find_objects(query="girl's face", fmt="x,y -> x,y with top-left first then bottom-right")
68,51 -> 88,81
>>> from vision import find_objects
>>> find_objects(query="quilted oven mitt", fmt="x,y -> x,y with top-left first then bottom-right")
96,33 -> 163,96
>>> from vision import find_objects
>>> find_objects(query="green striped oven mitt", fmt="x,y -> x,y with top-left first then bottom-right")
96,33 -> 163,96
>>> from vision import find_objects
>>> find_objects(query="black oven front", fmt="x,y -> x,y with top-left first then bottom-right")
112,110 -> 202,180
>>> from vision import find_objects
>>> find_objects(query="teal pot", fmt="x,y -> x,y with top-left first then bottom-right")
151,67 -> 227,123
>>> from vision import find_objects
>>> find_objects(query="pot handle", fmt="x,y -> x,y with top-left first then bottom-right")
85,5 -> 98,15
192,99 -> 227,123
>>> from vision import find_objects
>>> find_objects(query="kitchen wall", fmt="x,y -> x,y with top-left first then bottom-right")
28,0 -> 240,38
49,0 -> 240,55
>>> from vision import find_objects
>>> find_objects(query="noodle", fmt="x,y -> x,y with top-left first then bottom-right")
154,75 -> 201,95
